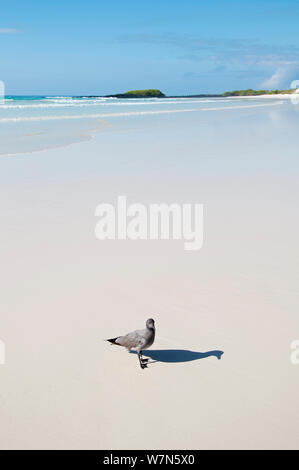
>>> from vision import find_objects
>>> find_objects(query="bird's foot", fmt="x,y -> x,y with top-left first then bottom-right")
138,352 -> 148,369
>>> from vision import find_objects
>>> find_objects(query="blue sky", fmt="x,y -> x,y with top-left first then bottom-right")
1,0 -> 299,95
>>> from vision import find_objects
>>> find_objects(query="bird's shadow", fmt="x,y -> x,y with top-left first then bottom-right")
130,349 -> 224,364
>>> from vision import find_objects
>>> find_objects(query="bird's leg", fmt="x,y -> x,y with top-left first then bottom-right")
139,350 -> 149,364
138,352 -> 144,369
138,351 -> 147,369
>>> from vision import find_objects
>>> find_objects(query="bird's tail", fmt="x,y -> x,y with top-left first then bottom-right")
107,337 -> 119,345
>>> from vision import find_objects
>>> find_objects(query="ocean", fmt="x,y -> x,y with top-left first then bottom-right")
0,95 -> 288,155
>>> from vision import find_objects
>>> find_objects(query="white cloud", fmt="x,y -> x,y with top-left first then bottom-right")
261,65 -> 298,89
0,28 -> 20,34
119,33 -> 299,89
262,69 -> 286,88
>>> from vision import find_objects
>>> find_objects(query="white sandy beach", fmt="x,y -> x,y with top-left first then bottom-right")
231,92 -> 299,99
0,98 -> 299,449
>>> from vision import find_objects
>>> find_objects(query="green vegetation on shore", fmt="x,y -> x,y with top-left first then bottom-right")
107,89 -> 166,98
222,89 -> 294,97
101,88 -> 297,99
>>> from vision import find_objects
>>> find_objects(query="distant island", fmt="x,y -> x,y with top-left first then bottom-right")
106,89 -> 166,98
80,88 -> 298,99
170,89 -> 296,97
221,88 -> 294,97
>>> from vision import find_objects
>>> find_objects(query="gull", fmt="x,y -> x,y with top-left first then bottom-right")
107,318 -> 155,369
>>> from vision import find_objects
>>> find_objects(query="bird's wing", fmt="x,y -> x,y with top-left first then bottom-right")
116,328 -> 146,349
